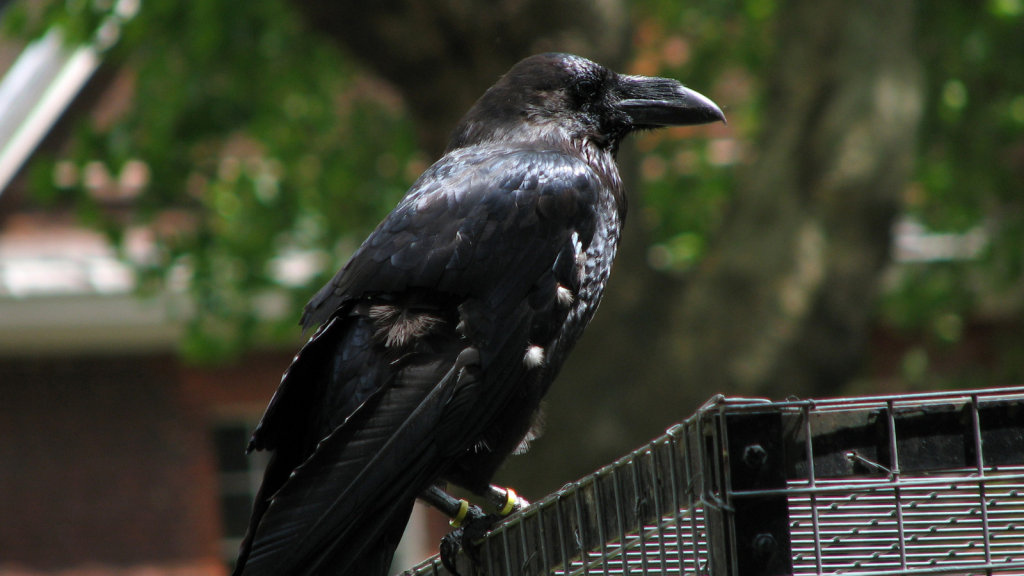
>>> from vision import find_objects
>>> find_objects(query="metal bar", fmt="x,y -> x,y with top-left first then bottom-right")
804,402 -> 824,576
725,410 -> 793,576
556,496 -> 570,576
970,394 -> 994,571
612,465 -> 628,564
683,394 -> 1018,416
696,411 -> 720,576
502,528 -> 514,576
717,386 -> 1024,411
484,530 -> 495,576
714,406 -> 732,574
518,517 -> 531,575
647,442 -> 667,576
674,426 -> 701,575
811,385 -> 1024,404
729,472 -> 1024,498
574,483 -> 589,576
537,505 -> 550,576
626,459 -> 649,574
592,474 -> 610,575
886,399 -> 909,572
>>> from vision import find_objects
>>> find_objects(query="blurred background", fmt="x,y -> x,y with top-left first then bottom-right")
0,0 -> 1021,574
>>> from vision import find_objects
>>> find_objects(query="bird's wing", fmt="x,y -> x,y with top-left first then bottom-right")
236,147 -> 604,576
247,146 -> 600,453
302,145 -> 600,330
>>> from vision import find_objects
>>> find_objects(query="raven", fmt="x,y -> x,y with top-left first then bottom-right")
233,53 -> 724,576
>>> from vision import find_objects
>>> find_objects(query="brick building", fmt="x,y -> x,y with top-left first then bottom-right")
0,225 -> 442,575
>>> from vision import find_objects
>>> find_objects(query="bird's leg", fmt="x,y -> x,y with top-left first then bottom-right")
420,484 -> 530,576
420,485 -> 488,576
418,484 -> 486,527
418,483 -> 529,524
483,484 -> 530,516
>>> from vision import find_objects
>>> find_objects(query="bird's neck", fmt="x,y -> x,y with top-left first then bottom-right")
570,136 -> 628,221
448,122 -> 628,219
537,128 -> 629,222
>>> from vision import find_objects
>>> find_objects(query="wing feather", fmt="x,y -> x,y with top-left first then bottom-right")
300,147 -> 600,332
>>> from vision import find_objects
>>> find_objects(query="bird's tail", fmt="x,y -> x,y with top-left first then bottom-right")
341,499 -> 417,576
237,349 -> 474,576
238,408 -> 442,575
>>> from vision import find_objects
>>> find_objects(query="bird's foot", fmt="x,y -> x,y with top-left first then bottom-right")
420,484 -> 529,575
440,511 -> 500,576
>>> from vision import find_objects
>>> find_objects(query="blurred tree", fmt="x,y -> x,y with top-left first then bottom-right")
668,0 -> 923,397
287,0 -> 631,157
505,0 -> 926,489
5,0 -> 1023,495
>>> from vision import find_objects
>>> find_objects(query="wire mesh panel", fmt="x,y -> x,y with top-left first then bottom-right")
405,425 -> 714,576
789,473 -> 1024,573
404,386 -> 1024,576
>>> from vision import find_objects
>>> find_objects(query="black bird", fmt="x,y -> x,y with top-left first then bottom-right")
233,53 -> 724,576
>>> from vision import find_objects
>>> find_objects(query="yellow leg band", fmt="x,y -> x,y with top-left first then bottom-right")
500,488 -> 518,516
449,499 -> 470,528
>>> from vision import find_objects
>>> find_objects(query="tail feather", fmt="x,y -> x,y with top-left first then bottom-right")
238,348 -> 475,576
292,468 -> 430,576
345,500 -> 416,576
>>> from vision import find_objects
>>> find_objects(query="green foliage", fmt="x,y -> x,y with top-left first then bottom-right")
6,0 -> 420,361
916,3 -> 1024,237
629,0 -> 773,271
881,2 -> 1024,352
634,0 -> 1024,388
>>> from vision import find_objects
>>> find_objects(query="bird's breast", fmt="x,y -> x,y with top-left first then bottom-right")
550,190 -> 622,365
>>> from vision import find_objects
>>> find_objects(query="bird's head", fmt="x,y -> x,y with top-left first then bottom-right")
447,53 -> 725,154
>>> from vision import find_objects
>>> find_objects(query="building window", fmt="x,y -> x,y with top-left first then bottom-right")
212,420 -> 269,570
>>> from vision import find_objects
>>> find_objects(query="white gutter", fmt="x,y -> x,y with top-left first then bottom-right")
0,0 -> 139,197
0,32 -> 99,194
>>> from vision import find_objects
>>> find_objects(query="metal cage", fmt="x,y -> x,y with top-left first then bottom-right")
405,386 -> 1024,576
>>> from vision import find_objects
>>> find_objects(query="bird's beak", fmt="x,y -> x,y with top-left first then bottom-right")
616,75 -> 726,127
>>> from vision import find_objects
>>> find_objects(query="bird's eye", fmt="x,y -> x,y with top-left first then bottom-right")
576,80 -> 599,99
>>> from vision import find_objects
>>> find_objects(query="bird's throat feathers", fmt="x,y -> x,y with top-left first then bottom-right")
449,115 -> 619,157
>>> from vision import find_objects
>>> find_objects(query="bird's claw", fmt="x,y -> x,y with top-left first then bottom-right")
439,512 -> 500,576
439,529 -> 465,576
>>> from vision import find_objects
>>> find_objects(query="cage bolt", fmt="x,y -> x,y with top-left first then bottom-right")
743,444 -> 767,469
752,533 -> 777,561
